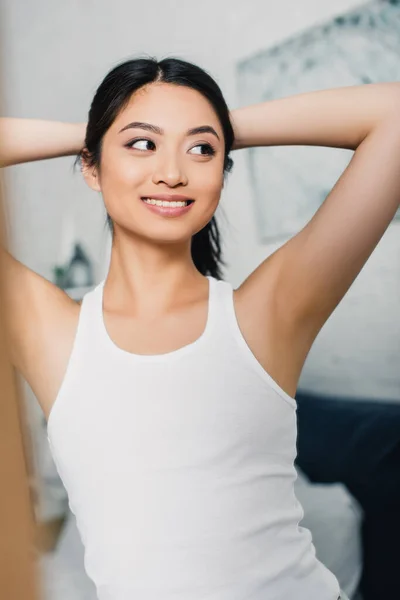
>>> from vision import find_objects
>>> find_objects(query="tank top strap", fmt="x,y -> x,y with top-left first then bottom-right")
209,277 -> 239,336
72,280 -> 106,349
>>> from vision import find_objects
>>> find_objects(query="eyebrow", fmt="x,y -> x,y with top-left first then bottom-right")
118,121 -> 220,141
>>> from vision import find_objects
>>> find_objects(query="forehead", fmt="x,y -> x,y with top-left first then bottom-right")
112,82 -> 222,133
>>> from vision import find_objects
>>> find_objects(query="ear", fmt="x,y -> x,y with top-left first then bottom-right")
80,151 -> 101,193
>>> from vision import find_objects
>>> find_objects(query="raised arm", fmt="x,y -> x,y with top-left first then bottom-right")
232,82 -> 400,364
230,81 -> 400,151
0,118 -> 86,382
0,118 -> 86,167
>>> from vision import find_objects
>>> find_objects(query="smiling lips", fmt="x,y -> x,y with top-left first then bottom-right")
141,194 -> 193,202
140,194 -> 195,217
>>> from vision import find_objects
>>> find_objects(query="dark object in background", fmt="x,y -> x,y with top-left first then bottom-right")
64,243 -> 93,288
295,390 -> 400,600
54,242 -> 94,289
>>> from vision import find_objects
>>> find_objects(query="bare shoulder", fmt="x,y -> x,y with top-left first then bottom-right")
233,254 -> 317,400
1,248 -> 80,418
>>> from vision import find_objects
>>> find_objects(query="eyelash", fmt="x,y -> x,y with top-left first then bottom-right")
125,137 -> 216,157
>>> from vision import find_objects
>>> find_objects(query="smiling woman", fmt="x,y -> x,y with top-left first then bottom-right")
2,53 -> 397,600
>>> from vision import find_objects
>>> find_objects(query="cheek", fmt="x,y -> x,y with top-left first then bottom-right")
196,183 -> 223,223
192,164 -> 224,198
205,175 -> 224,203
102,155 -> 145,188
101,142 -> 148,181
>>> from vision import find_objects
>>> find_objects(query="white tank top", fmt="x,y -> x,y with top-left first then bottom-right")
47,275 -> 340,600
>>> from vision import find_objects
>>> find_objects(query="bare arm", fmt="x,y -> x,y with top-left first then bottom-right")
234,82 -> 400,355
231,81 -> 400,150
0,118 -> 86,374
0,118 -> 86,167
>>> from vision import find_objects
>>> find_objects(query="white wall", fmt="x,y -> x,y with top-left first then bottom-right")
1,0 -> 398,407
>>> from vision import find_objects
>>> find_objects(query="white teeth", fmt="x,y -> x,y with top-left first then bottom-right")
142,198 -> 188,207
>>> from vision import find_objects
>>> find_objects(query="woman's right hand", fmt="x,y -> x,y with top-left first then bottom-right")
0,118 -> 86,167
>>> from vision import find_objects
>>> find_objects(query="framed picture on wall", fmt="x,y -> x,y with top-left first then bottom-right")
237,0 -> 400,243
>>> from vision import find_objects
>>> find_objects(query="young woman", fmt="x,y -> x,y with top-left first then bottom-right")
1,57 -> 399,600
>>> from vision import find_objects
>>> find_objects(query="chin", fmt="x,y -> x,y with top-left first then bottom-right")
128,223 -> 198,246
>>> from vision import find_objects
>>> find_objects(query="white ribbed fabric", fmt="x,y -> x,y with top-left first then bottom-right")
47,275 -> 341,600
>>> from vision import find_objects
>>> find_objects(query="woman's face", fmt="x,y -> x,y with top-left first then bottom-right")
86,82 -> 226,245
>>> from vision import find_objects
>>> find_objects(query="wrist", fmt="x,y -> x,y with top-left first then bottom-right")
72,122 -> 87,153
229,109 -> 246,151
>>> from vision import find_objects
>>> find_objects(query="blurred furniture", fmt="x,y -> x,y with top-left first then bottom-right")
295,390 -> 400,600
0,175 -> 41,598
294,468 -> 363,599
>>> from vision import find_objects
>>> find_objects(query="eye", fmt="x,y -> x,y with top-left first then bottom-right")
190,143 -> 216,156
126,138 -> 155,151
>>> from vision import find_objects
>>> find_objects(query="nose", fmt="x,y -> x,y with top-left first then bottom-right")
151,150 -> 188,188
